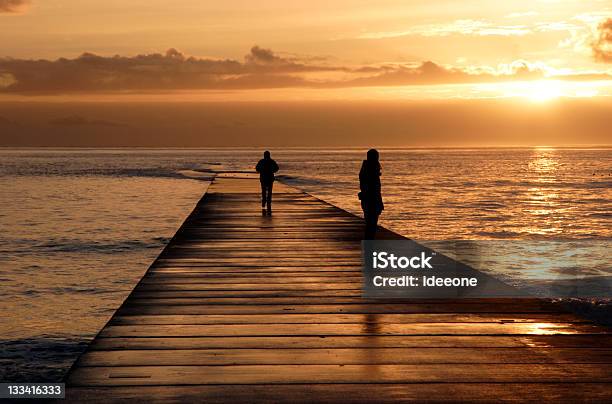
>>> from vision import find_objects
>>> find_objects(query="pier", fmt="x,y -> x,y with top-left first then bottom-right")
65,176 -> 612,402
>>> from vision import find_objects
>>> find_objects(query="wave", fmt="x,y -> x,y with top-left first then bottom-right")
434,178 -> 612,190
517,276 -> 612,298
474,230 -> 524,239
554,298 -> 612,326
3,164 -> 221,180
6,237 -> 170,254
0,337 -> 89,382
472,231 -> 611,240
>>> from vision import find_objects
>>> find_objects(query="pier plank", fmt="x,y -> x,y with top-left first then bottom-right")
64,384 -> 612,404
89,335 -> 612,350
76,348 -> 612,366
98,323 -> 604,337
109,313 -> 587,325
68,363 -> 612,385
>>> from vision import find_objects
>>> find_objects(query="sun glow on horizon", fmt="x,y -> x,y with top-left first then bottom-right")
525,80 -> 564,102
473,80 -> 603,102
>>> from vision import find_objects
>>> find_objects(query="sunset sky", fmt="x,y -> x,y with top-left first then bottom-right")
0,0 -> 611,146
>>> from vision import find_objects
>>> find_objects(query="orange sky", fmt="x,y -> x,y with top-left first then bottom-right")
1,0 -> 612,97
0,1 -> 610,65
0,1 -> 611,145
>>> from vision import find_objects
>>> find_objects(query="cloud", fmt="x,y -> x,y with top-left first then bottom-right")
49,115 -> 128,127
592,18 -> 612,63
360,17 -> 596,42
557,13 -> 612,57
0,46 -> 610,94
245,46 -> 284,65
505,11 -> 539,19
344,60 -> 547,87
0,0 -> 29,13
0,46 -> 343,93
358,19 -> 532,39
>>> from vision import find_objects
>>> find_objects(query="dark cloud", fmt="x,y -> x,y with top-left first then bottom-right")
245,46 -> 283,65
49,115 -> 127,127
345,60 -> 544,86
593,18 -> 612,63
0,0 -> 29,13
244,46 -> 333,68
0,46 -> 609,94
0,47 -> 331,93
243,46 -> 345,75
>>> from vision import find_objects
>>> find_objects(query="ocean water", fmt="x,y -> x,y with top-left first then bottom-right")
0,147 -> 610,381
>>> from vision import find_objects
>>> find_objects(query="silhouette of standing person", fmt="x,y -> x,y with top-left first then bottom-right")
359,149 -> 384,239
256,150 -> 279,213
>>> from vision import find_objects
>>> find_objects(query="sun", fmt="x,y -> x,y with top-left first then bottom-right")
525,80 -> 564,102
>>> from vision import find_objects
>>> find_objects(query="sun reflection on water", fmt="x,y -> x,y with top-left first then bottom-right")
523,148 -> 564,234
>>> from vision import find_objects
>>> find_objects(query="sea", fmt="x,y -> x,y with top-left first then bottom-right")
1,147 -> 610,381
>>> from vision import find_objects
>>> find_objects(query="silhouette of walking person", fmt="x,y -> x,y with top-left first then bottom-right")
359,149 -> 384,239
256,150 -> 279,213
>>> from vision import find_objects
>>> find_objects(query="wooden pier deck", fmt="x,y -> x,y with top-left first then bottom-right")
65,176 -> 612,402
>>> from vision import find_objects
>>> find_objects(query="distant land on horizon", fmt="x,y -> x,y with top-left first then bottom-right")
0,99 -> 610,147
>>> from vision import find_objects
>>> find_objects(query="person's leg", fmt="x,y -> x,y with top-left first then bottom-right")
364,215 -> 372,240
370,212 -> 379,239
364,212 -> 371,239
364,211 -> 379,239
266,181 -> 273,209
260,182 -> 266,208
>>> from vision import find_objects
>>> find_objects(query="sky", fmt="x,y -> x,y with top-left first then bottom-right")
0,0 -> 611,146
